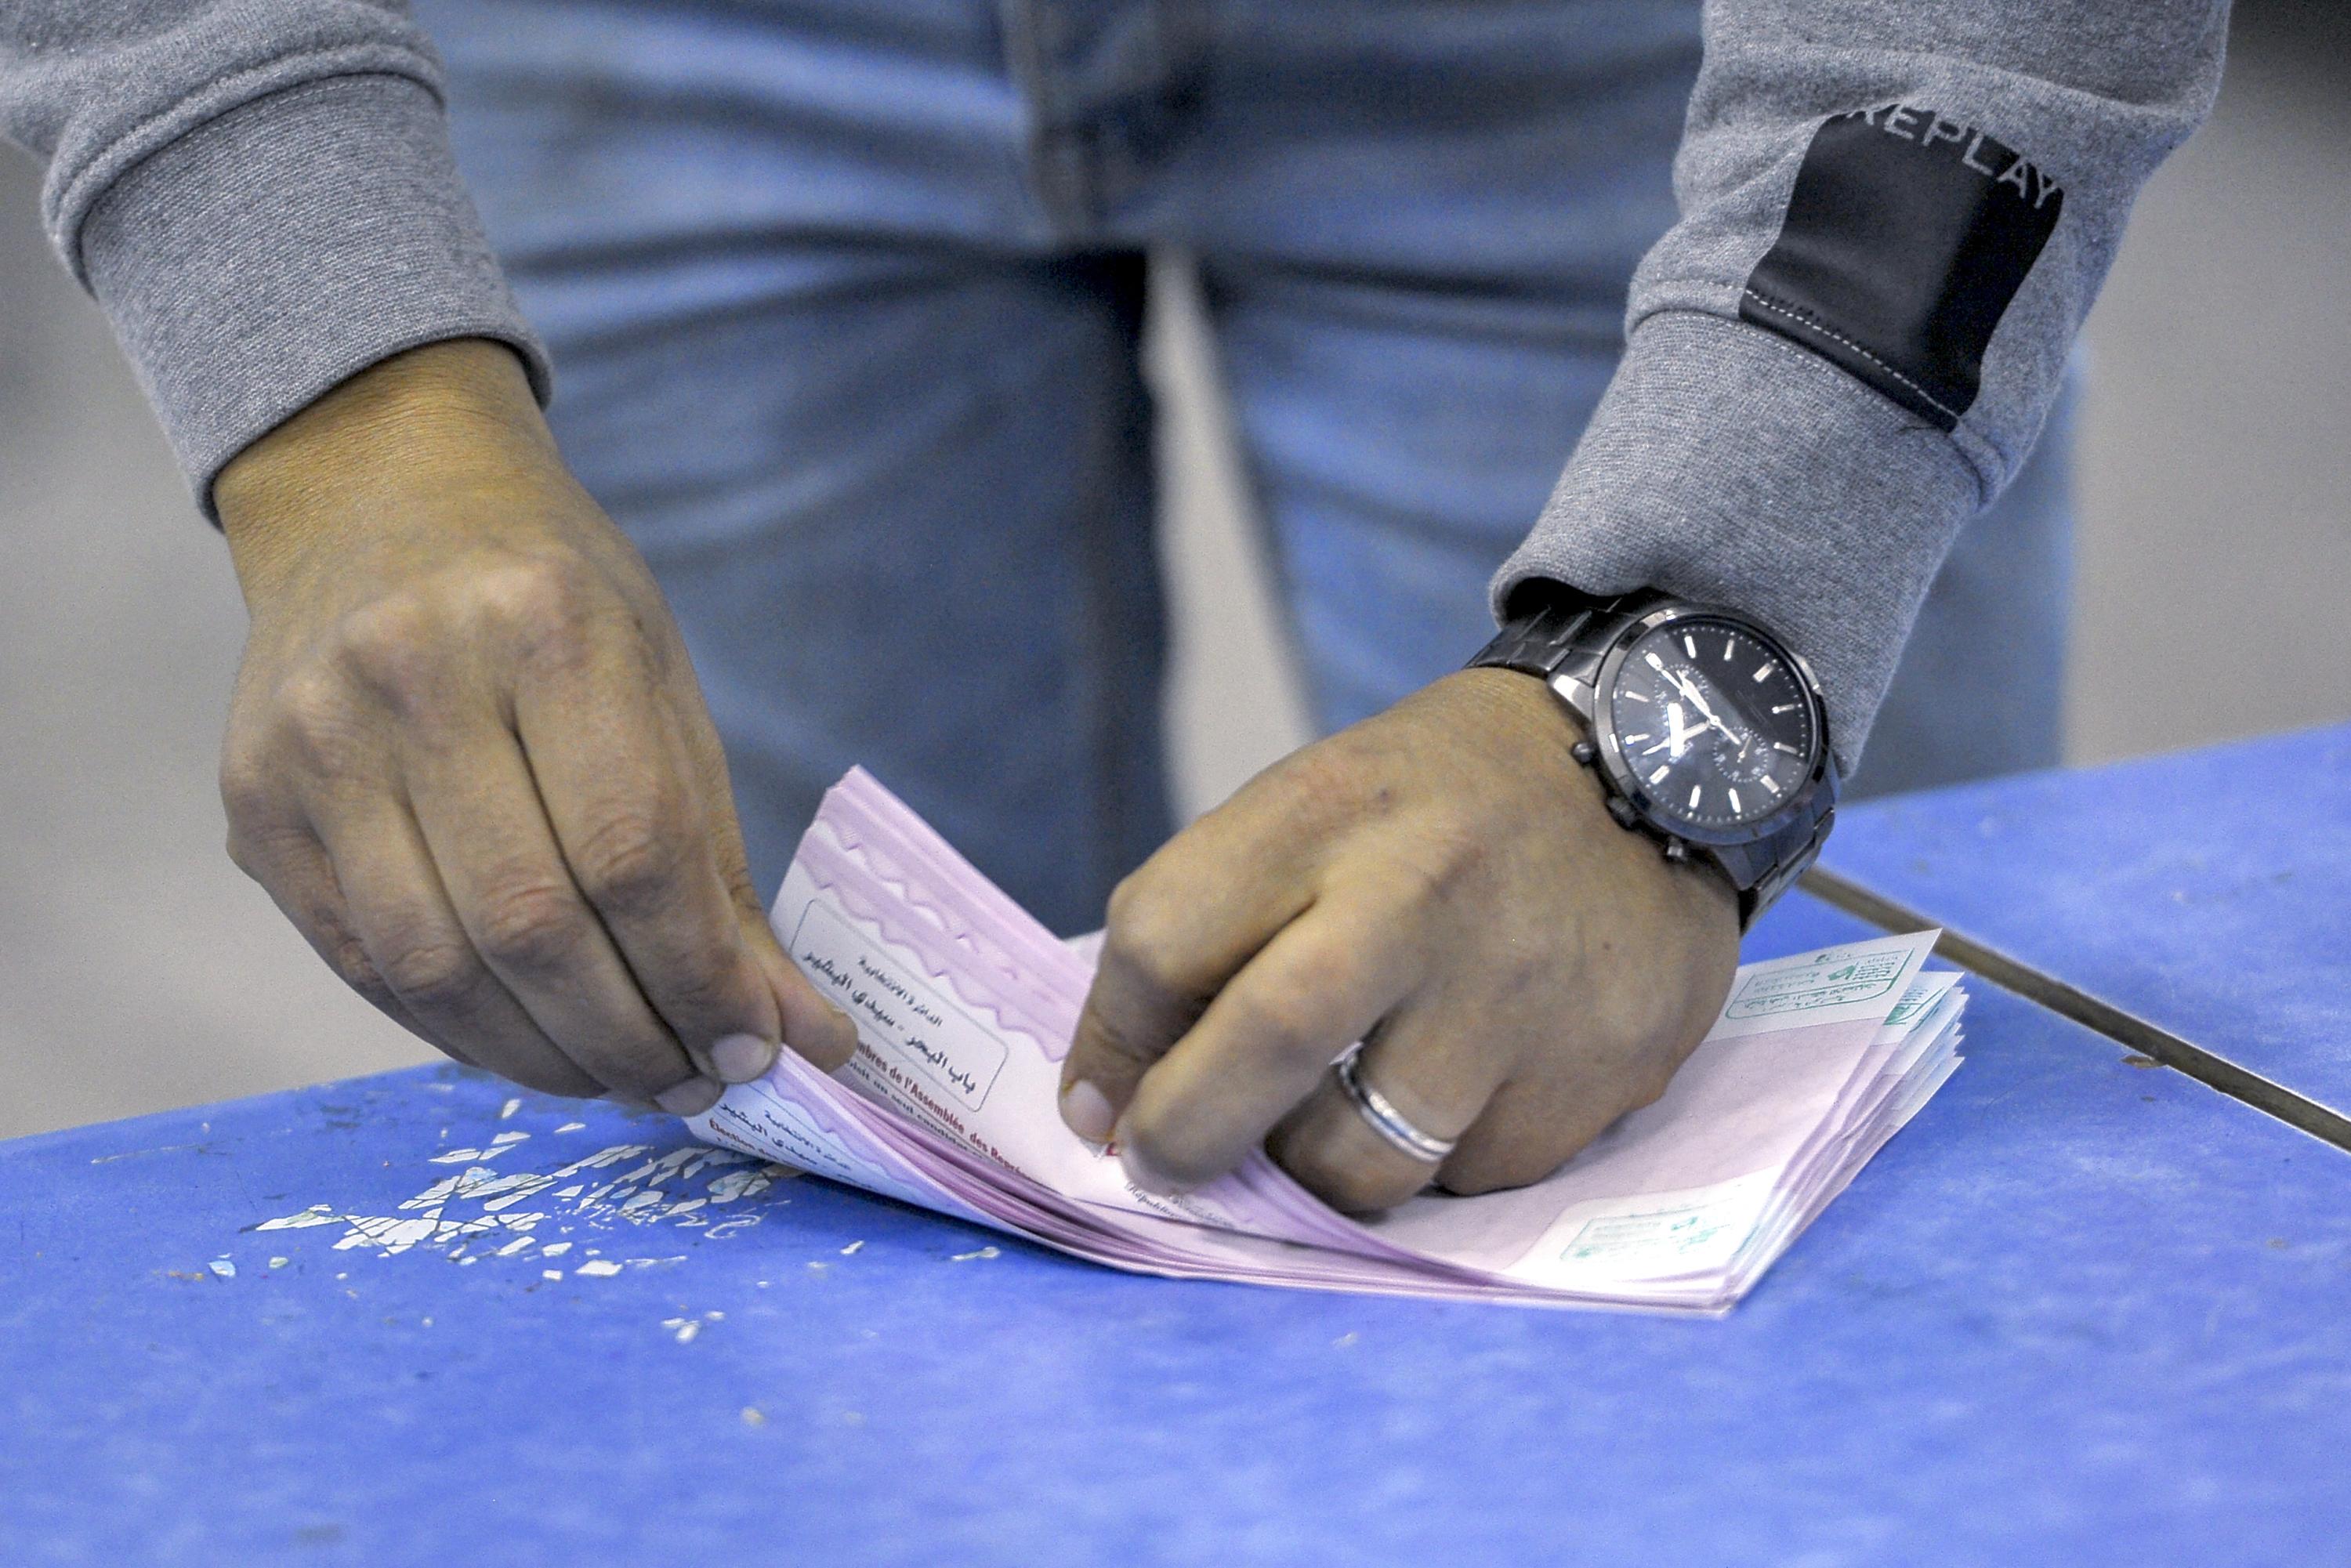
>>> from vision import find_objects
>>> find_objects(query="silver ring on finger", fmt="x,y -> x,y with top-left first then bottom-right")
1335,1047 -> 1456,1164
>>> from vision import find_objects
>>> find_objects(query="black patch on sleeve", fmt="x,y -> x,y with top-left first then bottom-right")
1740,105 -> 2063,431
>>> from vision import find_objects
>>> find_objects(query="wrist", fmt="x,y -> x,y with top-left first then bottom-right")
216,339 -> 560,601
1472,665 -> 1743,903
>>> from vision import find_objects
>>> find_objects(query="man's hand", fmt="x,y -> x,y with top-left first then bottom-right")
214,340 -> 855,1114
1056,668 -> 1739,1213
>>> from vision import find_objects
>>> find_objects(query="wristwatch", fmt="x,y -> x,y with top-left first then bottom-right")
1469,585 -> 1839,929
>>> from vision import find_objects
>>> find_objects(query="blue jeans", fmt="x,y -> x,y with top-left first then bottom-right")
419,0 -> 2071,934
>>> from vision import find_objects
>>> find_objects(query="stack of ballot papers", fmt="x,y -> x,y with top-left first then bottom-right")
686,770 -> 1967,1313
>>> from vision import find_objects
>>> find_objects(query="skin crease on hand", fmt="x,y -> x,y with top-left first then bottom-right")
212,339 -> 857,1117
1056,666 -> 1742,1215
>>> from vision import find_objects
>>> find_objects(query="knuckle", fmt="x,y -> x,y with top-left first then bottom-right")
1102,877 -> 1196,999
323,559 -> 610,710
221,820 -> 270,881
325,930 -> 397,1008
222,819 -> 306,890
1101,871 -> 1154,947
644,931 -> 743,1030
476,559 -> 599,666
1224,989 -> 1323,1069
272,666 -> 370,767
333,596 -> 444,703
650,940 -> 742,1023
571,803 -> 684,913
471,878 -> 589,971
375,934 -> 487,1014
216,748 -> 279,832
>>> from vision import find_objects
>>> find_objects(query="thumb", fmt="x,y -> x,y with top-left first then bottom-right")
680,688 -> 860,1074
739,900 -> 859,1072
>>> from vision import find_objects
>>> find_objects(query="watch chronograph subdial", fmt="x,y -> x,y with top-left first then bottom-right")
1603,617 -> 1819,832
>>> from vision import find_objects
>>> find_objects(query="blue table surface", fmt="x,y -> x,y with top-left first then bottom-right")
6,894 -> 2347,1566
1824,721 -> 2351,1118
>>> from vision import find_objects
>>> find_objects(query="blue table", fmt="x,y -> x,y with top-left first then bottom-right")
1820,722 -> 2351,1133
7,893 -> 2346,1566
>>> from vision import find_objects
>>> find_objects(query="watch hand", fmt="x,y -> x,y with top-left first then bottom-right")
1670,670 -> 1766,755
1643,702 -> 1700,758
1662,669 -> 1717,723
1664,671 -> 1744,746
1704,704 -> 1750,751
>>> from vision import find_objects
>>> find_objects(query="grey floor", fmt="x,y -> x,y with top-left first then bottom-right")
2,2 -> 2346,1140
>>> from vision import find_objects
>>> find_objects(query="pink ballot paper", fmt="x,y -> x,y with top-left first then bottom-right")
686,770 -> 1965,1314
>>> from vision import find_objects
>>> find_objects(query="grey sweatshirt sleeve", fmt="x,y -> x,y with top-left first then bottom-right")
1495,0 -> 2230,769
2,2 -> 548,515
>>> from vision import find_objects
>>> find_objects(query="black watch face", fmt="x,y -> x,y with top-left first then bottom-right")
1603,616 -> 1820,833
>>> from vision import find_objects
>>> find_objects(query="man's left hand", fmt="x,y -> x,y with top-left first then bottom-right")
1056,668 -> 1741,1213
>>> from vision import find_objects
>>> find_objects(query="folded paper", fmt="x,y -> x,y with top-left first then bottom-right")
687,769 -> 1964,1313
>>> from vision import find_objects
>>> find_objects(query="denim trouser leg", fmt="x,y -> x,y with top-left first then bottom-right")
540,247 -> 1171,938
1201,265 -> 1625,736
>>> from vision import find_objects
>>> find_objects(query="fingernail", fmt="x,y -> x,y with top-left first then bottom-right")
1061,1079 -> 1115,1143
655,1076 -> 725,1117
709,1032 -> 776,1083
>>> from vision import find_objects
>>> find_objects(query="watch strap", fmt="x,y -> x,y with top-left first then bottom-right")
1469,588 -> 1665,721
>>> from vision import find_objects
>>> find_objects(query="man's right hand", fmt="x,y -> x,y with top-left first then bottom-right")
213,339 -> 856,1114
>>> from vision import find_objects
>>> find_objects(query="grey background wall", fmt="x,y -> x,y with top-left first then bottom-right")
3,1 -> 2345,1139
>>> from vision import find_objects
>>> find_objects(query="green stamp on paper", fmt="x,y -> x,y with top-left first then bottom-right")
1883,981 -> 1938,1029
1726,947 -> 1907,1019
